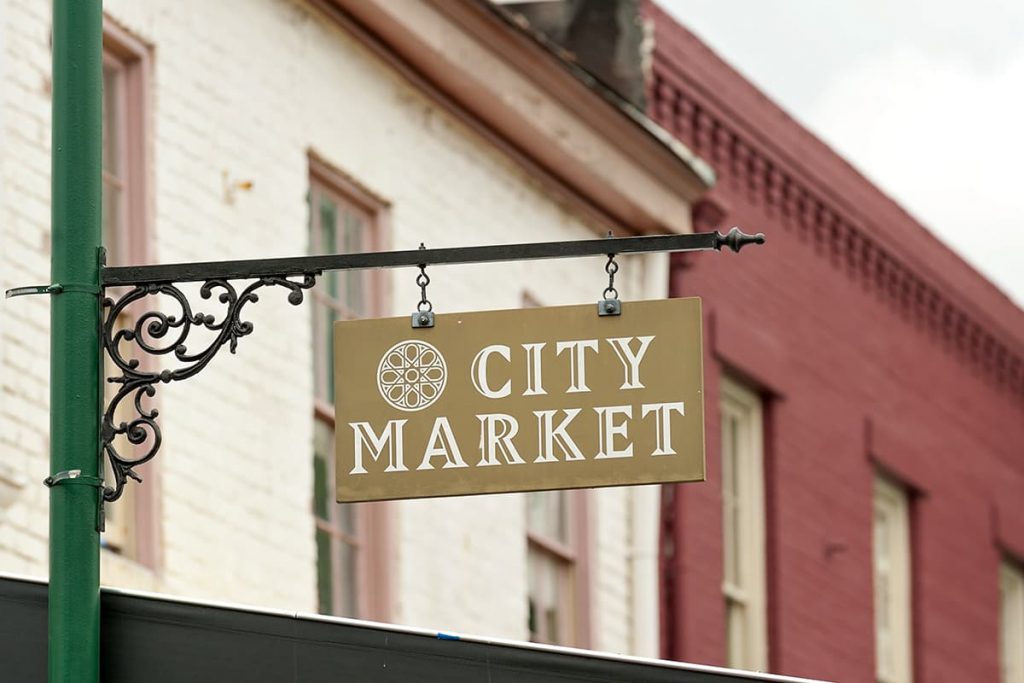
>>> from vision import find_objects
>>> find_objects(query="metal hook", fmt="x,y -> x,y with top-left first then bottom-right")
411,243 -> 435,328
599,232 -> 621,316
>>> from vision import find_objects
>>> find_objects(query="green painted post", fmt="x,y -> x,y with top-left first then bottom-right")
49,1 -> 103,682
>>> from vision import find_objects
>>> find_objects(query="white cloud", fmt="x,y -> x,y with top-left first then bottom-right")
657,0 -> 1024,307
807,48 -> 1024,305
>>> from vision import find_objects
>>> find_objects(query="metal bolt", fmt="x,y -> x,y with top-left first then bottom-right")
419,314 -> 429,324
605,301 -> 615,312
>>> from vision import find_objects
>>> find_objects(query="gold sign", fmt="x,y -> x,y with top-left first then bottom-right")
334,298 -> 705,502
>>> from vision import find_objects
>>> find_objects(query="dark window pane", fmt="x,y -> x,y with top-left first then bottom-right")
343,212 -> 365,315
309,176 -> 379,623
313,421 -> 333,519
528,598 -> 538,641
320,198 -> 338,297
313,456 -> 329,521
324,305 -> 337,404
340,539 -> 358,617
311,299 -> 324,400
316,529 -> 333,615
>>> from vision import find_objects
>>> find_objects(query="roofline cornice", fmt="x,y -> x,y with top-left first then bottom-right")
650,43 -> 1024,399
311,0 -> 711,235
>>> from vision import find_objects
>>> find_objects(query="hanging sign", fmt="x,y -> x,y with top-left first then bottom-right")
333,298 -> 705,502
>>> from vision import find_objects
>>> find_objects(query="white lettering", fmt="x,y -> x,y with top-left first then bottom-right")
522,343 -> 547,396
555,339 -> 599,393
471,345 -> 512,399
593,405 -> 633,459
533,409 -> 584,463
606,336 -> 655,390
641,402 -> 686,455
476,413 -> 526,466
417,417 -> 469,470
349,420 -> 408,474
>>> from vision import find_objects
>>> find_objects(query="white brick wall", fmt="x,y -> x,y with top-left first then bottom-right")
0,0 -> 52,580
0,0 -> 673,654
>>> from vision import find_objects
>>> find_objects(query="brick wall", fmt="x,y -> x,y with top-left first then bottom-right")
648,3 -> 1024,681
0,0 -> 668,654
0,0 -> 52,578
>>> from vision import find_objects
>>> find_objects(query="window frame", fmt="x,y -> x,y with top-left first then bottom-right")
526,489 -> 591,648
719,375 -> 768,671
102,18 -> 151,267
1000,558 -> 1024,683
309,153 -> 391,621
521,290 -> 591,648
873,474 -> 913,683
100,17 -> 158,568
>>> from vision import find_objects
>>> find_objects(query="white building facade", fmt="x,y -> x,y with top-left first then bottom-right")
0,0 -> 708,656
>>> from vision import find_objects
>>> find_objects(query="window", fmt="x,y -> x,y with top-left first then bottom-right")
1001,559 -> 1024,683
720,376 -> 767,670
873,475 -> 912,683
309,155 -> 389,619
526,490 -> 589,646
522,291 -> 590,647
102,21 -> 149,265
100,20 -> 154,565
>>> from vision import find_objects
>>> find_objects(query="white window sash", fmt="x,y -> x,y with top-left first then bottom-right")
720,376 -> 767,671
873,475 -> 912,683
1002,560 -> 1024,683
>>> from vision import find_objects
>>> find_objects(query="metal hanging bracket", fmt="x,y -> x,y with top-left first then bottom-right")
102,228 -> 766,286
411,310 -> 434,328
599,298 -> 622,316
599,242 -> 622,316
95,227 -> 764,505
411,243 -> 435,328
100,273 -> 319,503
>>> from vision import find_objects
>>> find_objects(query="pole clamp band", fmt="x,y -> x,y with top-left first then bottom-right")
44,469 -> 105,489
6,283 -> 101,298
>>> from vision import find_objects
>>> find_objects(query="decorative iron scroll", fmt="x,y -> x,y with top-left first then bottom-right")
101,274 -> 317,502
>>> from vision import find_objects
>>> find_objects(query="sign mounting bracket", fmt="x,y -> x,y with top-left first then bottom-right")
94,227 -> 763,504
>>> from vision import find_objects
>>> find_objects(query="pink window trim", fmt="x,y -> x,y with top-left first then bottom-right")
309,153 -> 393,622
572,490 -> 594,648
103,17 -> 152,266
308,151 -> 392,320
526,490 -> 593,649
103,16 -> 160,570
313,401 -> 392,622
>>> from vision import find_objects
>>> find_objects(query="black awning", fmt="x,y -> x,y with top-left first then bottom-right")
0,575 -> 825,682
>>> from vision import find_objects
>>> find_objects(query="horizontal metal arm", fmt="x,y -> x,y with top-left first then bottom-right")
96,225 -> 762,506
102,228 -> 764,286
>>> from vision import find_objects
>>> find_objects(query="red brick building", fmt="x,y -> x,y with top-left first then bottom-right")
647,5 -> 1024,682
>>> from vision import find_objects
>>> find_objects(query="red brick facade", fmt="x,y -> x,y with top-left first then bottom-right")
648,4 -> 1024,681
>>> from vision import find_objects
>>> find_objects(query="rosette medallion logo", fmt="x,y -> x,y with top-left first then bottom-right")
376,340 -> 448,411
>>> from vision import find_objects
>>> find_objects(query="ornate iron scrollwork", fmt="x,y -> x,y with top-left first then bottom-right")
101,274 -> 317,502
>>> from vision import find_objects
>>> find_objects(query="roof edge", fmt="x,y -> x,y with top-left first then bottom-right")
483,0 -> 715,188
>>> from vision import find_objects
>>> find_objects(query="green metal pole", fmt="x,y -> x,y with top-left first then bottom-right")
49,1 -> 103,681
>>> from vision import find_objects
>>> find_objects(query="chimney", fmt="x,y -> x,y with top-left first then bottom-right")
500,0 -> 647,109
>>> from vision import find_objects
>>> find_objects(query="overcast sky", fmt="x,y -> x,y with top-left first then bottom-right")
658,0 -> 1024,307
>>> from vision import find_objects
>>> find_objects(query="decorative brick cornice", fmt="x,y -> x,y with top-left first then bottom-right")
651,64 -> 1024,400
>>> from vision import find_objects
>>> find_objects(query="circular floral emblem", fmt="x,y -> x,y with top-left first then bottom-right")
376,340 -> 448,411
